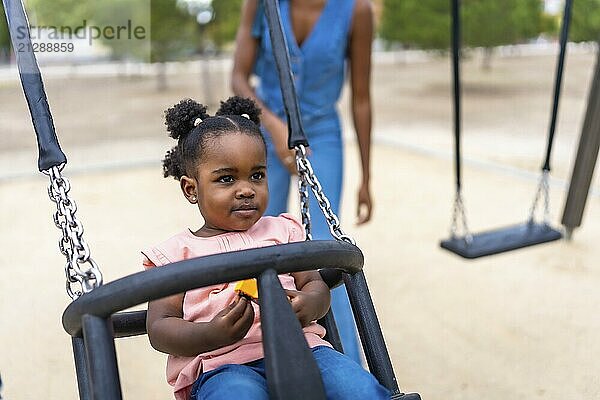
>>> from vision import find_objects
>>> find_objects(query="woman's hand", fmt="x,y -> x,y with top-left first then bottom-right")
268,118 -> 297,174
285,289 -> 326,327
231,0 -> 296,174
208,297 -> 255,347
356,181 -> 372,225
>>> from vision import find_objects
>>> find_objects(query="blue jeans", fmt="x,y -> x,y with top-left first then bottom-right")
264,137 -> 361,364
189,346 -> 390,400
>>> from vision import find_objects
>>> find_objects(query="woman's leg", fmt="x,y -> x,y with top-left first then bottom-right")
307,140 -> 361,364
190,363 -> 269,400
264,139 -> 290,216
311,346 -> 390,399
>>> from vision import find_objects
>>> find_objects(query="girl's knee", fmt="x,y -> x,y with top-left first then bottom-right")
194,364 -> 269,400
313,347 -> 390,399
325,373 -> 390,400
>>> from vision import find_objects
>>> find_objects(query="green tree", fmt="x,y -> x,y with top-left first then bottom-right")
379,0 -> 450,50
462,0 -> 543,68
462,0 -> 543,47
1,2 -> 10,63
27,0 -> 199,62
27,0 -> 91,26
380,0 -> 545,64
27,0 -> 200,89
570,0 -> 600,43
150,0 -> 199,90
206,0 -> 242,50
150,0 -> 198,62
84,0 -> 151,61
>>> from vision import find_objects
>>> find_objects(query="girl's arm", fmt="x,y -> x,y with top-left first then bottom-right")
147,292 -> 254,357
349,0 -> 374,225
287,271 -> 331,327
231,0 -> 296,172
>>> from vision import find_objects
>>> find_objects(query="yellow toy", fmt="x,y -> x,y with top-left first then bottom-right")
234,279 -> 259,301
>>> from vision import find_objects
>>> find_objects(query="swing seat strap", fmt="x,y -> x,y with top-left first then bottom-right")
4,0 -> 67,171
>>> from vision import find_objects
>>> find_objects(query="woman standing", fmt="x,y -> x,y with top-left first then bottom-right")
231,0 -> 374,364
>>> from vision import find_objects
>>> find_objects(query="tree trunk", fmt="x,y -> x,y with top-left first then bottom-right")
156,62 -> 167,91
0,47 -> 9,64
481,47 -> 494,71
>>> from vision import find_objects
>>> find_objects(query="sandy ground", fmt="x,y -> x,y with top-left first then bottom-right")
0,49 -> 599,399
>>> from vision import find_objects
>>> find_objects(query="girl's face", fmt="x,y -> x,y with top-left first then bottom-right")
181,133 -> 268,236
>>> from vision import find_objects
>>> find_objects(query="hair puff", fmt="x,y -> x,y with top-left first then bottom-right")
164,99 -> 209,139
216,96 -> 261,125
162,146 -> 184,180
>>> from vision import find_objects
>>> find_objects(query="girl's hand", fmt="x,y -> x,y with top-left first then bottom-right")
285,289 -> 324,327
356,181 -> 372,225
209,297 -> 255,347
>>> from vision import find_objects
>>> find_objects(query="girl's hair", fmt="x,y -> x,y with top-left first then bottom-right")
162,96 -> 264,180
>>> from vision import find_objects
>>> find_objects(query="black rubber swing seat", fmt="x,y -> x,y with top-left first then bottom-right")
440,221 -> 563,259
441,0 -> 572,259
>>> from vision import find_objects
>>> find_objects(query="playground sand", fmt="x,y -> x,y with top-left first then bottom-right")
0,51 -> 599,399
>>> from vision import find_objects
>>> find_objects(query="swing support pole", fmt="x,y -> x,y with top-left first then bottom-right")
561,43 -> 600,239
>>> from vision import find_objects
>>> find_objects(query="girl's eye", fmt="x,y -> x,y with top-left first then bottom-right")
217,176 -> 234,183
251,172 -> 265,181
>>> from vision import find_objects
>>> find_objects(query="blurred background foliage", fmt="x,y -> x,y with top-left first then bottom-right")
0,0 -> 243,63
380,0 -> 600,47
1,0 -> 600,66
570,0 -> 600,41
379,0 -> 548,49
1,2 -> 9,63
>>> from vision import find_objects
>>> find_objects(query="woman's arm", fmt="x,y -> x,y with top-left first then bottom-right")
231,0 -> 296,172
287,271 -> 331,327
348,0 -> 374,224
147,292 -> 254,357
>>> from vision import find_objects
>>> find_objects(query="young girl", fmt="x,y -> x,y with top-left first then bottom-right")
142,96 -> 389,400
232,0 -> 375,364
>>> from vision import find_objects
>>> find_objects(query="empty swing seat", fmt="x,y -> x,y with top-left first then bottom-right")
441,221 -> 563,259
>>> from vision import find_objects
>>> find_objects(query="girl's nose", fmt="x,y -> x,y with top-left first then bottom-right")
236,185 -> 255,199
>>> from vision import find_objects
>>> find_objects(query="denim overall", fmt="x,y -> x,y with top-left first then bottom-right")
252,0 -> 360,364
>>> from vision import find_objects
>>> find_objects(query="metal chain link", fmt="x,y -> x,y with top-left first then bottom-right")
296,165 -> 313,240
528,170 -> 551,225
449,190 -> 473,244
44,166 -> 103,299
294,145 -> 355,245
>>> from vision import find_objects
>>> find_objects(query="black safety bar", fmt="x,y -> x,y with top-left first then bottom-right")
66,241 -> 362,400
63,240 -> 362,335
110,271 -> 344,348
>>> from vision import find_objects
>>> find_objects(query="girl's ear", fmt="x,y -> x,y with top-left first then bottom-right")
180,175 -> 198,204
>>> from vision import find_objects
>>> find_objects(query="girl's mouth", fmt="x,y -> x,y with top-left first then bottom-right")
232,204 -> 257,211
232,204 -> 258,217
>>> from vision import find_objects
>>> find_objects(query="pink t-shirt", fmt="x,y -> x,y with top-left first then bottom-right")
142,213 -> 331,400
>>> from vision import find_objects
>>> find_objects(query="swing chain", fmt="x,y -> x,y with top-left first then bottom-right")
297,166 -> 313,240
44,166 -> 103,299
528,170 -> 551,225
450,190 -> 473,244
294,145 -> 355,245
